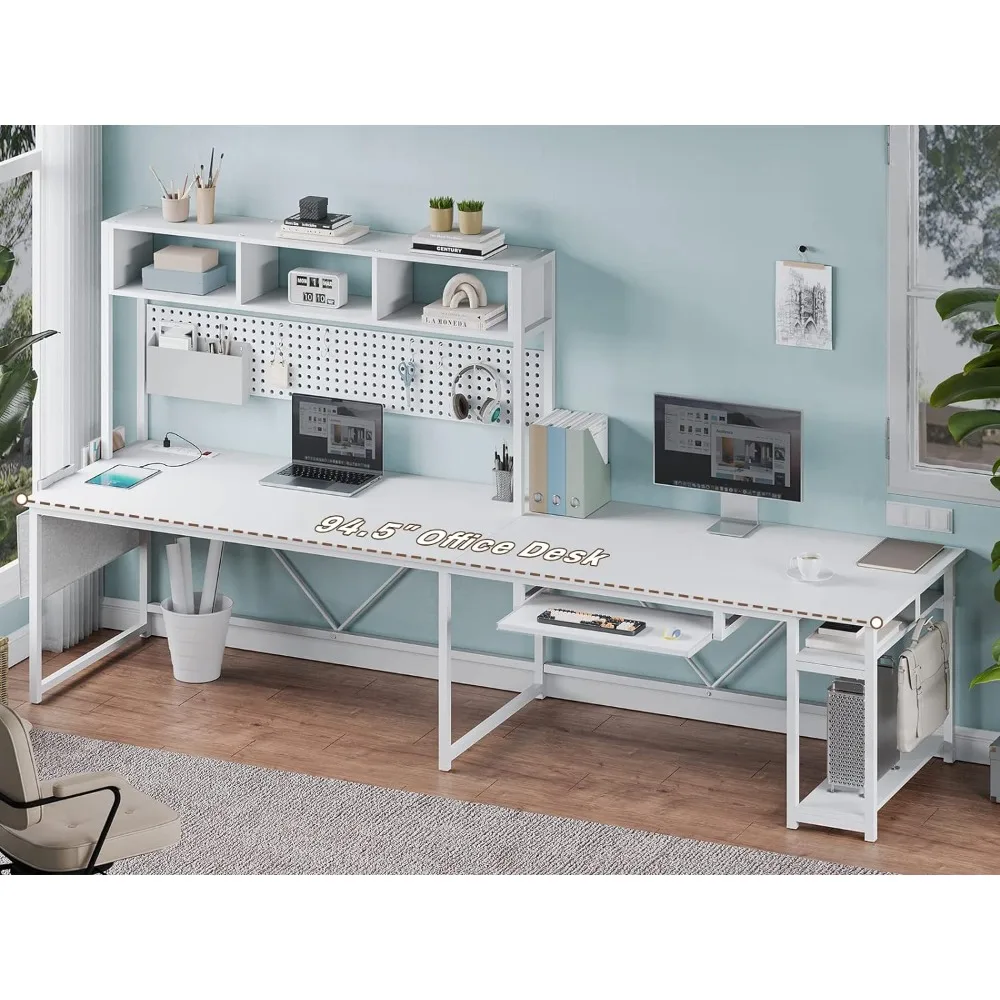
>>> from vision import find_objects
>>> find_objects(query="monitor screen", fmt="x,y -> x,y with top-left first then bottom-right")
292,394 -> 383,473
654,394 -> 802,502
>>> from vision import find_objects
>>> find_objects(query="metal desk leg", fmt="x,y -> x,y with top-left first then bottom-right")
28,510 -> 43,705
942,564 -> 957,763
863,625 -> 878,843
785,619 -> 800,830
137,536 -> 150,638
438,571 -> 453,772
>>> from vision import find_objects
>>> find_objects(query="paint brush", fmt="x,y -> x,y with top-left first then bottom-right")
208,147 -> 215,185
149,165 -> 169,198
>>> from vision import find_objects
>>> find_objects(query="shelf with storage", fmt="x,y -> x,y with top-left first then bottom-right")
794,733 -> 945,835
101,207 -> 557,510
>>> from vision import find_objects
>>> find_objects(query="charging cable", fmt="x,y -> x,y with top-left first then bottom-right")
141,432 -> 205,469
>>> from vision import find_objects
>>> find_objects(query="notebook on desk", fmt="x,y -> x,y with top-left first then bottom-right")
856,538 -> 945,574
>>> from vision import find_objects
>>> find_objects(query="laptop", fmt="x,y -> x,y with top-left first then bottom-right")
260,394 -> 384,497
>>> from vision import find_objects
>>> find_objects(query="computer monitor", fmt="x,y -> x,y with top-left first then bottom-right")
653,393 -> 802,537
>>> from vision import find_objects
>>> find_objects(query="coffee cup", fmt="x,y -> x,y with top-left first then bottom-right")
789,552 -> 824,581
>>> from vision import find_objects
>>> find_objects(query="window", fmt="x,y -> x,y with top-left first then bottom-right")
888,125 -> 1000,503
0,125 -> 39,599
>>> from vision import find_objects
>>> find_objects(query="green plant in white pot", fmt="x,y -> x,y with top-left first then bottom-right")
929,286 -> 1000,686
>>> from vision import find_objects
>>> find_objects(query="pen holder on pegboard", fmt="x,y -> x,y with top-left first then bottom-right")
493,469 -> 513,503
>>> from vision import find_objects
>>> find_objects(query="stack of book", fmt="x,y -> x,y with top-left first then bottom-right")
528,410 -> 610,518
279,211 -> 370,245
411,226 -> 507,259
421,299 -> 506,331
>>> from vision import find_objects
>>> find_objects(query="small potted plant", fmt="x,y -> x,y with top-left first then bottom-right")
457,199 -> 484,235
429,196 -> 454,233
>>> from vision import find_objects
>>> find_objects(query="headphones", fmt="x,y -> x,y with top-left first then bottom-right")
451,363 -> 503,423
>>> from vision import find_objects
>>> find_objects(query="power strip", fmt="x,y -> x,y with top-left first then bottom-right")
146,442 -> 221,459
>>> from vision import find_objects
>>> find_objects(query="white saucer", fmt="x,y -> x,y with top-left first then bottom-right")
787,566 -> 834,583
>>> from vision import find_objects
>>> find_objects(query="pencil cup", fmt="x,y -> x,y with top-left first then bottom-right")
493,469 -> 513,502
160,593 -> 232,683
196,186 -> 216,224
162,195 -> 189,223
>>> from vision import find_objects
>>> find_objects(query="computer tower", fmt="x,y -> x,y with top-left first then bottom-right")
826,662 -> 899,795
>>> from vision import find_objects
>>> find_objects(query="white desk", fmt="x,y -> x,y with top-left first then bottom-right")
26,443 -> 965,841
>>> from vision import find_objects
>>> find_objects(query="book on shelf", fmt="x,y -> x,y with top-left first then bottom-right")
282,212 -> 352,231
422,299 -> 506,323
412,225 -> 504,245
278,223 -> 370,245
803,619 -> 905,655
421,311 -> 506,331
411,242 -> 507,259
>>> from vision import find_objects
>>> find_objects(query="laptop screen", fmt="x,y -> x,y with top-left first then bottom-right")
292,394 -> 383,473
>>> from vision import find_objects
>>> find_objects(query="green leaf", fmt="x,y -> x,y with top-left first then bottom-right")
972,326 -> 1000,345
964,350 -> 1000,372
971,664 -> 1000,688
0,246 -> 12,290
992,539 -> 1000,570
930,368 -> 1000,407
950,409 -> 1000,442
994,576 -> 1000,603
936,287 -> 1000,321
991,638 -> 1000,662
0,329 -> 58,369
0,362 -> 37,459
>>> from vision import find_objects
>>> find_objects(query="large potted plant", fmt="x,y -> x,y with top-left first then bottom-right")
929,286 -> 1000,686
0,243 -> 59,548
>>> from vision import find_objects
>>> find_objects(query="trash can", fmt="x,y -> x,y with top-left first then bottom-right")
160,593 -> 233,683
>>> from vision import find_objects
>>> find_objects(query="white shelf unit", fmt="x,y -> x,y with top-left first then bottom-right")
101,208 -> 557,511
786,584 -> 955,842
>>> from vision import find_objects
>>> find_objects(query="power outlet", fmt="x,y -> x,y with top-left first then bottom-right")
148,442 -> 220,460
886,501 -> 953,533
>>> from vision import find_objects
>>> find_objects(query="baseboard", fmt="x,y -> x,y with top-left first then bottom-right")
99,597 -> 993,763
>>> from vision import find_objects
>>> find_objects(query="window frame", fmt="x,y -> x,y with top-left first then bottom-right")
0,142 -> 41,605
887,124 -> 1000,506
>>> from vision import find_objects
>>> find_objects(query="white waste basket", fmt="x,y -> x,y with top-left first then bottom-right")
160,593 -> 233,683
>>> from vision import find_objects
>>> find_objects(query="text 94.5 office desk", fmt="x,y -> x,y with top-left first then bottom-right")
25,442 -> 964,842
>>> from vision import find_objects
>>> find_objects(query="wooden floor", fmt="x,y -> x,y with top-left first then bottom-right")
7,631 -> 997,874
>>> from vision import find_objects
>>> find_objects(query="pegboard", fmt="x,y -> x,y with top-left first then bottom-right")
147,305 -> 546,425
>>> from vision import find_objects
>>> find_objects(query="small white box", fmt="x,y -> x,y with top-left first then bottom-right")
153,245 -> 220,272
288,267 -> 347,309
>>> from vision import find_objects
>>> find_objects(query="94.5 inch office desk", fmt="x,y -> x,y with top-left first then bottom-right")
24,442 -> 963,843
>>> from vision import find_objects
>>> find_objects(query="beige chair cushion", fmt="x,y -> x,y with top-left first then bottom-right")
0,771 -> 180,872
0,704 -> 41,830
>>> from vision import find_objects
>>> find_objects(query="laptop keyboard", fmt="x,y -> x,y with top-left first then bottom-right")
283,464 -> 373,486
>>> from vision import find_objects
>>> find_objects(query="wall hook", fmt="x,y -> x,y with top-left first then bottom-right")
797,244 -> 810,261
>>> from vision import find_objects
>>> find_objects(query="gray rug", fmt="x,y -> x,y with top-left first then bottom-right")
30,729 -> 878,875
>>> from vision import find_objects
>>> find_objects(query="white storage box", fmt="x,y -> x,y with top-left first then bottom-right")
146,334 -> 250,405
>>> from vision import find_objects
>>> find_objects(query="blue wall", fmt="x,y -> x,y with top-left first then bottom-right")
96,125 -> 1000,728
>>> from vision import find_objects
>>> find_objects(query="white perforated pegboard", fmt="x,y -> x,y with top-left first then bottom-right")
147,306 -> 546,425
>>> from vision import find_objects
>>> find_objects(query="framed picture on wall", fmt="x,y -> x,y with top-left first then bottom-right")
775,260 -> 833,350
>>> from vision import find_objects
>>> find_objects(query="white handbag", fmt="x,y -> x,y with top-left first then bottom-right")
896,619 -> 949,753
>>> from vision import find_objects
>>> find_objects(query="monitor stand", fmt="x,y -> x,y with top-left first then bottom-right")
707,493 -> 760,538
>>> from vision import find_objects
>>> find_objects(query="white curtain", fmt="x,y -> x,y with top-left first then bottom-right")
37,125 -> 102,651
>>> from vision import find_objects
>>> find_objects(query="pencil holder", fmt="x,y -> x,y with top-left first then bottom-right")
493,469 -> 513,503
196,186 -> 216,224
161,195 -> 189,223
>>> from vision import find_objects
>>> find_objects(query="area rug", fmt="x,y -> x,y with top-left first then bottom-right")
28,729 -> 878,875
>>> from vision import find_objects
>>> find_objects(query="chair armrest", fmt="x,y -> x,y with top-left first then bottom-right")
51,772 -> 127,798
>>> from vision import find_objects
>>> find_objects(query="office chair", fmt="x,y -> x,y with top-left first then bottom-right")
0,705 -> 180,874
